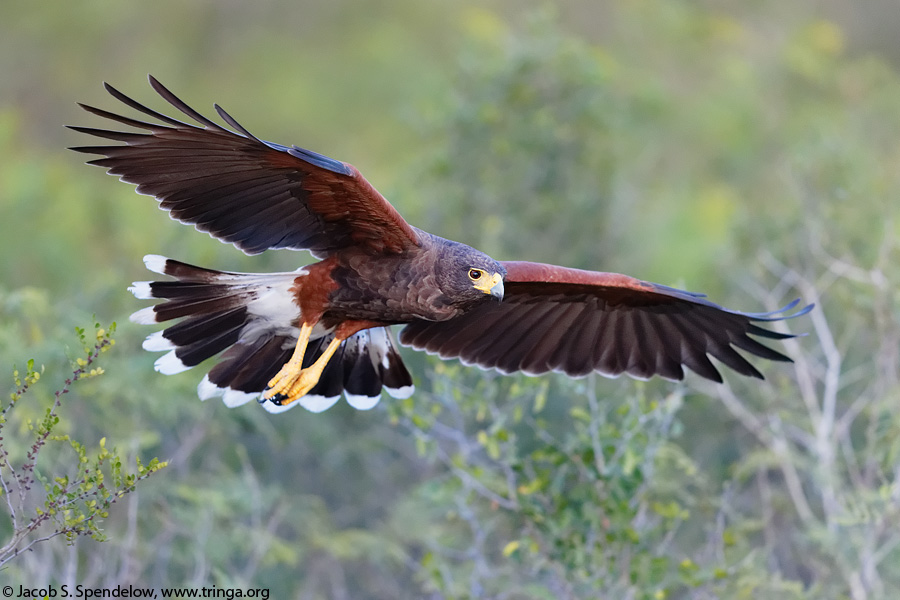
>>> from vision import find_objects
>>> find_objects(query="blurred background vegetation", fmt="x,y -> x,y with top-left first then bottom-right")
2,0 -> 900,598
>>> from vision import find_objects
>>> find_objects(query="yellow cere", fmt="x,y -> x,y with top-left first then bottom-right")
472,271 -> 503,294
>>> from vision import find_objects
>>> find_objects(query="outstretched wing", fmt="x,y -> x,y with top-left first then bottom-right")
400,261 -> 813,383
69,75 -> 419,257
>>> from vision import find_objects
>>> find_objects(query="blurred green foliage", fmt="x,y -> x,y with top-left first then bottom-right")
0,321 -> 166,565
2,1 -> 900,598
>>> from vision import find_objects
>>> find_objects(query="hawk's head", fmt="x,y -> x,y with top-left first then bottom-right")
434,238 -> 506,310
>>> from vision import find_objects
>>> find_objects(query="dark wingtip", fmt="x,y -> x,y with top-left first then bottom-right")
147,74 -> 165,95
745,299 -> 815,322
102,81 -> 120,97
792,302 -> 815,318
65,125 -> 103,135
214,103 -> 261,141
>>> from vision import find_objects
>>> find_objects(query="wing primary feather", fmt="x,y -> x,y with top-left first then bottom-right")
102,81 -> 190,128
746,323 -> 796,340
65,126 -> 150,143
84,147 -> 261,162
735,298 -> 812,321
214,104 -> 262,142
682,352 -> 724,383
684,307 -> 780,374
664,312 -> 724,382
731,335 -> 792,362
147,75 -> 232,133
679,305 -> 743,344
73,146 -> 258,161
75,102 -> 165,131
708,342 -> 764,379
675,308 -> 759,377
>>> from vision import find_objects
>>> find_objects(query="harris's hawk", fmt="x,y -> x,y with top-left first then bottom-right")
70,77 -> 812,414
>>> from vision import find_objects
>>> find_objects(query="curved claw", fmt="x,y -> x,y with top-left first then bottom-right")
262,335 -> 344,407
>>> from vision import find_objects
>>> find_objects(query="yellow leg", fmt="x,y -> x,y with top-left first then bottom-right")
263,322 -> 313,401
281,336 -> 343,402
263,327 -> 344,406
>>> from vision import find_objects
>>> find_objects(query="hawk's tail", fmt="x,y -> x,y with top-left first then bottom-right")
129,255 -> 413,413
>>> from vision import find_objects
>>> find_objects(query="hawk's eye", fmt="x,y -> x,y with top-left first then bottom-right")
468,269 -> 484,281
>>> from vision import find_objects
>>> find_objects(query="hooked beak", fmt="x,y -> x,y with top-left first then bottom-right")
473,272 -> 504,301
489,274 -> 504,302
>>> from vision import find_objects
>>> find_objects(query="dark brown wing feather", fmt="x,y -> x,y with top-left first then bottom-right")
69,75 -> 419,256
399,261 -> 813,383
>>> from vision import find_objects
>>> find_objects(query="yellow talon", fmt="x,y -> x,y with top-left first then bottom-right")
262,323 -> 344,406
264,322 -> 313,400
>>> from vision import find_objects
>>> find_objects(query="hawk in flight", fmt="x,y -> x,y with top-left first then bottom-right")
70,77 -> 812,414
